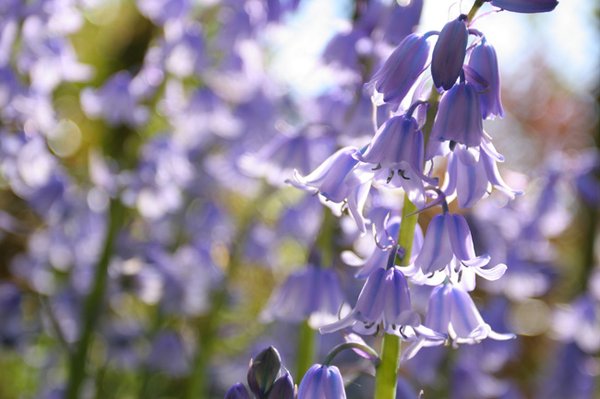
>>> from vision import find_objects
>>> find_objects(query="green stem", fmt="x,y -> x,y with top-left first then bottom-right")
65,199 -> 125,399
323,342 -> 379,366
467,0 -> 485,22
373,199 -> 418,399
295,321 -> 316,382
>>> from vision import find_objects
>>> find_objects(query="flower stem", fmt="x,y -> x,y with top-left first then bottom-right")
65,199 -> 125,399
467,0 -> 486,22
374,199 -> 418,399
323,341 -> 380,366
295,320 -> 316,382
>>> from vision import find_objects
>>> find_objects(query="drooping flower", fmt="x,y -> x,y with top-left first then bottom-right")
261,264 -> 346,328
413,213 -> 491,276
468,39 -> 504,119
368,33 -> 430,104
320,265 -> 419,336
297,364 -> 346,399
405,283 -> 514,359
429,82 -> 483,151
288,147 -> 372,232
490,0 -> 559,14
431,16 -> 468,91
443,140 -> 521,208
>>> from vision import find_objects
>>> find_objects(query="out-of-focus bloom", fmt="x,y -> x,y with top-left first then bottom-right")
240,125 -> 335,186
406,283 -> 514,359
368,33 -> 430,104
536,342 -> 598,399
431,16 -> 468,91
81,71 -> 148,127
261,264 -> 346,328
429,82 -> 483,150
552,294 -> 600,353
297,364 -> 346,399
468,39 -> 504,119
381,0 -> 424,45
320,266 -> 418,336
136,0 -> 190,25
288,147 -> 372,233
491,0 -> 559,14
147,331 -> 190,377
225,383 -> 250,399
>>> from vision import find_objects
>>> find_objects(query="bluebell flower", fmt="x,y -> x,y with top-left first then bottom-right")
261,264 -> 346,328
413,213 -> 492,276
136,0 -> 190,25
320,266 -> 419,336
289,147 -> 372,233
368,33 -> 430,104
429,82 -> 483,150
431,16 -> 468,91
553,294 -> 600,353
297,364 -> 346,399
322,30 -> 363,72
406,283 -> 514,359
443,141 -> 521,208
468,39 -> 504,119
491,0 -> 559,14
342,213 -> 424,278
147,331 -> 190,377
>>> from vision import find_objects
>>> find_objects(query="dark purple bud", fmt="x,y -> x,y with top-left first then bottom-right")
430,82 -> 483,148
468,40 -> 504,118
247,346 -> 282,397
431,16 -> 468,90
490,0 -> 558,13
369,33 -> 430,104
267,371 -> 295,399
225,383 -> 250,399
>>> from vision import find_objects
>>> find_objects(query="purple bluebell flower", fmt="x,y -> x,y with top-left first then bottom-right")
261,264 -> 345,328
342,213 -> 424,278
368,33 -> 430,104
443,141 -> 521,208
297,364 -> 346,399
320,266 -> 418,336
413,213 -> 491,276
322,30 -> 363,72
431,16 -> 468,91
163,21 -> 206,78
288,147 -> 372,233
225,383 -> 251,399
468,39 -> 504,119
491,0 -> 559,14
429,82 -> 484,150
406,283 -> 514,359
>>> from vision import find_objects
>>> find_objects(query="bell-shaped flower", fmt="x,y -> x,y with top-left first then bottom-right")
297,364 -> 346,399
368,33 -> 430,104
405,283 -> 514,359
288,147 -> 372,232
490,0 -> 558,14
413,213 -> 491,276
468,39 -> 504,119
261,264 -> 346,328
320,265 -> 419,336
342,214 -> 424,278
429,82 -> 483,151
431,16 -> 468,90
443,141 -> 521,208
